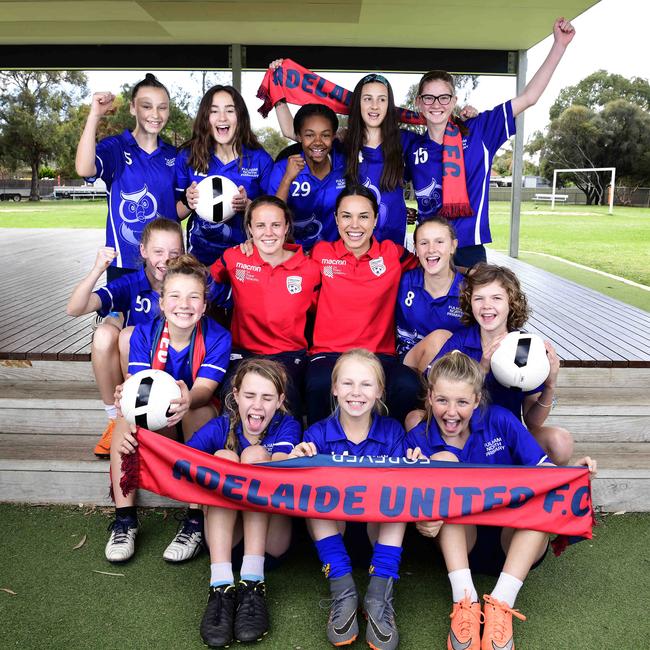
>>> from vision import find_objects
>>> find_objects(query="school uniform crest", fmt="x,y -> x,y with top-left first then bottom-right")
286,275 -> 302,294
369,257 -> 386,277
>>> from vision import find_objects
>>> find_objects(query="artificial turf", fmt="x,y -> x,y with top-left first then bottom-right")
0,504 -> 648,649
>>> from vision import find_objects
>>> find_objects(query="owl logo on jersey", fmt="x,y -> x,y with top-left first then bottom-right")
119,186 -> 158,224
362,178 -> 388,232
415,177 -> 442,217
286,275 -> 302,294
369,257 -> 386,277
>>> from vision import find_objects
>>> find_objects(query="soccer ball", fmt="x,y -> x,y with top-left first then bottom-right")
195,175 -> 239,223
120,369 -> 181,431
490,331 -> 550,391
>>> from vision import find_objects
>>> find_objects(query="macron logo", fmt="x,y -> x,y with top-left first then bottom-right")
321,258 -> 346,266
235,262 -> 261,272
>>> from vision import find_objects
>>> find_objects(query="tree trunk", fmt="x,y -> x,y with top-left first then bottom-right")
29,159 -> 40,201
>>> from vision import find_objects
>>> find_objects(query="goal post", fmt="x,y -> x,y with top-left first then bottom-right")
551,167 -> 616,214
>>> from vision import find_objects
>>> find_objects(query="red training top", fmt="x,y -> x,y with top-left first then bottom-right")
211,244 -> 321,355
310,238 -> 417,355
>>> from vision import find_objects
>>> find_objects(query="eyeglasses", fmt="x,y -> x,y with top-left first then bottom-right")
418,93 -> 453,106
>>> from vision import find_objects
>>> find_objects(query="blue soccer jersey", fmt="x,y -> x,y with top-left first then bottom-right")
405,405 -> 548,466
128,316 -> 231,388
94,266 -> 160,326
187,412 -> 301,456
175,146 -> 273,265
395,269 -> 466,359
433,324 -> 543,420
88,130 -> 178,270
403,102 -> 516,248
267,147 -> 347,250
304,411 -> 406,457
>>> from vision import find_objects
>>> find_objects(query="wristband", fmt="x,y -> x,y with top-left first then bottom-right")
180,192 -> 191,210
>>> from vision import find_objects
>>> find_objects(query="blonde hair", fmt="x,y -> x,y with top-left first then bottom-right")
331,348 -> 388,415
223,358 -> 290,452
425,351 -> 485,429
140,217 -> 184,249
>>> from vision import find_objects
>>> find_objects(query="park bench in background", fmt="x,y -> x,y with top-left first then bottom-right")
534,193 -> 568,203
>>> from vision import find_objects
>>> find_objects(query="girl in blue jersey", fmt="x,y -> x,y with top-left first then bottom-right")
185,358 -> 300,648
407,351 -> 596,650
395,217 -> 467,370
75,74 -> 179,279
418,263 -> 573,465
106,254 -> 231,565
66,218 -> 184,458
176,85 -> 273,265
405,18 -> 575,267
268,103 -> 346,250
290,349 -> 409,650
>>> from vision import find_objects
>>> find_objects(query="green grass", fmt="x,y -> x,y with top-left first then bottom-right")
3,198 -> 649,309
0,504 -> 648,649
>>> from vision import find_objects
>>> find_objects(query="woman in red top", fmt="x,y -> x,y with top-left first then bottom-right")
307,184 -> 420,425
211,195 -> 320,417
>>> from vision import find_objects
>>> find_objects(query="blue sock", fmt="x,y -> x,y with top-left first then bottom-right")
369,543 -> 402,580
314,534 -> 352,580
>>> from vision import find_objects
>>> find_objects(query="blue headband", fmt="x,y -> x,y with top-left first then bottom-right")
359,73 -> 390,87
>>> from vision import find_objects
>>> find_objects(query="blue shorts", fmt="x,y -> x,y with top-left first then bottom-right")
453,244 -> 487,269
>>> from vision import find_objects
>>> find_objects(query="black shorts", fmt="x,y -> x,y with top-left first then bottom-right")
468,526 -> 548,577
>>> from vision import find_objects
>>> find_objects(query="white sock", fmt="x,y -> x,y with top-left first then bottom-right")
210,562 -> 234,587
104,404 -> 117,419
448,568 -> 478,603
240,554 -> 265,582
491,572 -> 523,608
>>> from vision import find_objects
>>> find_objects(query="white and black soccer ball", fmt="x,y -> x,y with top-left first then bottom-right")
195,174 -> 239,223
490,331 -> 550,391
120,369 -> 181,431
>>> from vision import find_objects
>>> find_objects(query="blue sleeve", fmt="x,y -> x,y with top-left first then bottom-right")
186,417 -> 229,454
127,323 -> 153,372
91,137 -> 121,185
268,160 -> 288,195
302,422 -> 324,453
434,333 -> 459,361
94,275 -> 131,317
207,275 -> 233,310
467,101 -> 516,156
499,408 -> 548,466
258,150 -> 274,194
174,150 -> 191,200
387,420 -> 407,457
197,321 -> 232,384
269,416 -> 302,454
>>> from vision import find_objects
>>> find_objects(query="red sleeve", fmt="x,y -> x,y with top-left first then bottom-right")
210,253 -> 229,283
397,244 -> 418,273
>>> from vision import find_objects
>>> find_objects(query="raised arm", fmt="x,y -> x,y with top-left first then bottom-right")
66,247 -> 115,316
268,59 -> 298,140
511,17 -> 575,118
75,91 -> 116,177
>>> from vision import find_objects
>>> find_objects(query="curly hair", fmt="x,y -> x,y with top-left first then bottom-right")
162,254 -> 209,298
459,263 -> 529,330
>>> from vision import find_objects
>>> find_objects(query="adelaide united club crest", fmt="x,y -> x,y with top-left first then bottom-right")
369,257 -> 386,277
286,275 -> 303,294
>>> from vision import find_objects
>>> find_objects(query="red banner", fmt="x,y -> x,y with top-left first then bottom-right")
122,428 -> 593,543
256,58 -> 426,125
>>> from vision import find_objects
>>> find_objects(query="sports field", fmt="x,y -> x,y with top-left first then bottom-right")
0,504 -> 647,649
1,199 -> 648,310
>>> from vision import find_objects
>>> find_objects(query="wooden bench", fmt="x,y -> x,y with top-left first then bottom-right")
534,193 -> 568,203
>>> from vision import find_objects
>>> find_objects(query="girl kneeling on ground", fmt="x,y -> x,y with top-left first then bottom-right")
107,255 -> 232,564
407,351 -> 596,650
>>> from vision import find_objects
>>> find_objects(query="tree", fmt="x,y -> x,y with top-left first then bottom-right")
254,127 -> 289,160
533,101 -> 650,204
0,71 -> 87,198
549,70 -> 650,120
